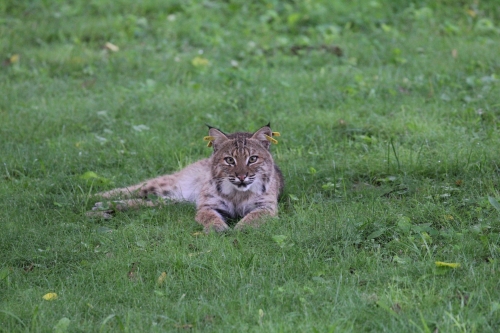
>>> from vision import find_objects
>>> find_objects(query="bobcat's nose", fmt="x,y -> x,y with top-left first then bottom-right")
235,173 -> 247,182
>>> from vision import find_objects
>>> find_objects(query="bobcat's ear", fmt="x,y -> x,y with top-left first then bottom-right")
251,124 -> 278,151
206,127 -> 229,151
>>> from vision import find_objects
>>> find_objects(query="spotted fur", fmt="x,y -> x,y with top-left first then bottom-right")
90,125 -> 284,232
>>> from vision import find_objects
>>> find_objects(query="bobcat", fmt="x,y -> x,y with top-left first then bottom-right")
90,124 -> 284,232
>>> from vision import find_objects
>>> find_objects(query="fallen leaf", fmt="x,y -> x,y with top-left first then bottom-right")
191,232 -> 204,237
466,9 -> 476,18
104,42 -> 119,52
128,262 -> 139,281
435,261 -> 460,268
451,49 -> 458,58
157,272 -> 167,285
42,292 -> 58,301
191,56 -> 210,67
10,54 -> 20,64
174,323 -> 193,329
2,54 -> 20,67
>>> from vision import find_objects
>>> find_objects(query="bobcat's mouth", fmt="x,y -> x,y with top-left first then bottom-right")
224,175 -> 256,192
230,180 -> 253,191
233,181 -> 250,189
220,177 -> 256,194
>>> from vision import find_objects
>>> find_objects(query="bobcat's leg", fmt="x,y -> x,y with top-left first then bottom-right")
88,159 -> 208,219
234,203 -> 277,230
97,183 -> 147,199
195,209 -> 229,233
90,177 -> 172,218
89,174 -> 180,219
93,199 -> 161,211
96,173 -> 192,199
86,199 -> 164,219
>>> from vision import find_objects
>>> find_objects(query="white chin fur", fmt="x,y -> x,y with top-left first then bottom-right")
234,184 -> 251,192
221,179 -> 252,194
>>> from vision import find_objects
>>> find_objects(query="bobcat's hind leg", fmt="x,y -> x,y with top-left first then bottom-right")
97,183 -> 148,199
97,174 -> 182,199
93,199 -> 160,211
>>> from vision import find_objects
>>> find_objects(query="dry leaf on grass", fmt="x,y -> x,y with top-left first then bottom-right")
157,272 -> 167,285
435,261 -> 460,268
104,42 -> 119,52
174,323 -> 193,329
128,262 -> 139,281
43,292 -> 58,301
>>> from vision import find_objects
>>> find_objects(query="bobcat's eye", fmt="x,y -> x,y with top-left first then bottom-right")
224,157 -> 235,165
248,156 -> 258,164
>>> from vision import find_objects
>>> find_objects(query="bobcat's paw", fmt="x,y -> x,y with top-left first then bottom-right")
92,202 -> 106,210
85,209 -> 114,219
234,219 -> 265,231
204,222 -> 230,234
92,200 -> 129,211
85,201 -> 116,219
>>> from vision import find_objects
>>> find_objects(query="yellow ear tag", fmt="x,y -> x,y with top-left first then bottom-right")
265,134 -> 278,144
203,136 -> 215,147
272,132 -> 281,137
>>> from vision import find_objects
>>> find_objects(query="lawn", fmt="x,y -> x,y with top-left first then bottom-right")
1,0 -> 500,332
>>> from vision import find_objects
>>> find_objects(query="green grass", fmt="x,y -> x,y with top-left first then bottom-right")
1,0 -> 500,331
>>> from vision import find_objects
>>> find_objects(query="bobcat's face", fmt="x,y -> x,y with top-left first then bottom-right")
214,142 -> 271,192
209,126 -> 275,194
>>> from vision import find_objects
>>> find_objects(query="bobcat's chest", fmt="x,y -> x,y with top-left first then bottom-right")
212,185 -> 261,218
216,195 -> 260,220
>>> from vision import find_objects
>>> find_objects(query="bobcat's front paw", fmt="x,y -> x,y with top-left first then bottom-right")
203,222 -> 230,234
234,209 -> 274,230
234,221 -> 256,231
196,210 -> 230,233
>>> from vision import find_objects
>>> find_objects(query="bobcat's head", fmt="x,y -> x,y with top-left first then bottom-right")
208,124 -> 276,194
